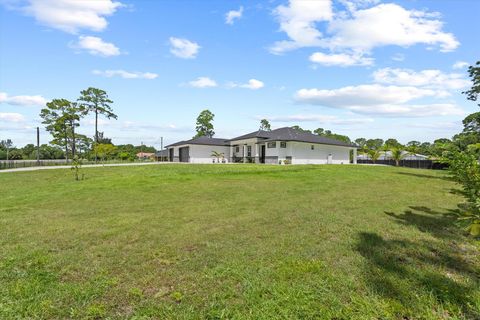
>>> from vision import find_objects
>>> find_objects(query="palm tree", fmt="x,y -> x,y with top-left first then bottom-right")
390,148 -> 408,166
368,149 -> 381,164
211,151 -> 224,163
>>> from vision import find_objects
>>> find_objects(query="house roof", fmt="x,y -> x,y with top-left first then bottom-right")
229,130 -> 271,141
155,149 -> 169,157
231,127 -> 356,148
165,136 -> 229,148
166,127 -> 356,148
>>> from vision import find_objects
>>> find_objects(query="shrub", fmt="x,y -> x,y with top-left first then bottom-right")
445,150 -> 480,236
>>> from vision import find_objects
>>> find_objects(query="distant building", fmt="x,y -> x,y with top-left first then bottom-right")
357,151 -> 429,161
136,152 -> 155,160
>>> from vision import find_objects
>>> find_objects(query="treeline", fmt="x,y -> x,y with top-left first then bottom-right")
1,86 -> 157,161
0,139 -> 156,161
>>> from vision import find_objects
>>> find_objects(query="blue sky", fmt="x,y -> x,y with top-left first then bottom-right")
0,0 -> 479,148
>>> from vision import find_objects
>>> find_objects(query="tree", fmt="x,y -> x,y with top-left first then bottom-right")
291,125 -> 312,134
367,149 -> 381,163
0,139 -> 13,160
463,61 -> 480,108
366,138 -> 383,150
94,144 -> 117,162
390,147 -> 407,166
194,109 -> 215,138
40,99 -> 83,161
211,150 -> 224,163
78,87 -> 116,161
96,132 -> 112,144
259,119 -> 271,131
406,141 -> 421,154
385,138 -> 402,149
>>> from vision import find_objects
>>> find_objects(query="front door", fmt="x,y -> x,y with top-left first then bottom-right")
169,148 -> 174,162
260,145 -> 266,163
327,154 -> 333,164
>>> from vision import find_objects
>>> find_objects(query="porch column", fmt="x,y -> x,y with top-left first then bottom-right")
353,148 -> 357,164
254,144 -> 259,163
229,145 -> 233,163
243,144 -> 247,163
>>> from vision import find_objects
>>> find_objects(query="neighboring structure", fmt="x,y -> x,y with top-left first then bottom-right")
136,152 -> 155,160
357,151 -> 429,161
155,149 -> 169,161
166,127 -> 357,164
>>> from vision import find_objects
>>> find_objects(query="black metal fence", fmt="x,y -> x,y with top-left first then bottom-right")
0,159 -> 71,170
357,159 -> 447,170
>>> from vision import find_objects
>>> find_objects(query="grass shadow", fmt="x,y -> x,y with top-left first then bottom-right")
384,206 -> 459,240
396,171 -> 451,181
355,231 -> 479,318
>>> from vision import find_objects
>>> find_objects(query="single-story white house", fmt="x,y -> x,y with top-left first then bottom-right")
166,127 -> 358,164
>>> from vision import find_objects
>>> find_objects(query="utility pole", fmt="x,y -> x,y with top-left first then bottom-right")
160,137 -> 163,162
36,127 -> 40,165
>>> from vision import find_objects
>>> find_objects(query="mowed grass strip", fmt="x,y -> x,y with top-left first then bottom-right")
0,164 -> 478,319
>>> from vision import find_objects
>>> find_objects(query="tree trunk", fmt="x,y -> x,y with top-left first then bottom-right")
64,130 -> 69,163
94,109 -> 98,163
72,124 -> 76,158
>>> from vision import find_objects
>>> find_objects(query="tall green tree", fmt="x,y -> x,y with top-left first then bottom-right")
194,109 -> 215,138
40,99 -> 83,161
259,119 -> 271,131
291,125 -> 312,134
463,61 -> 480,108
78,87 -> 116,161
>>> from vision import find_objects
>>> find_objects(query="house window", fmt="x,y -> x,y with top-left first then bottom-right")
235,146 -> 239,153
267,142 -> 276,148
280,141 -> 287,148
247,146 -> 252,157
311,145 -> 314,150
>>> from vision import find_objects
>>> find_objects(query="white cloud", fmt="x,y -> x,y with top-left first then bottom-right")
452,61 -> 469,69
225,6 -> 243,25
229,79 -> 265,90
391,53 -> 405,61
0,112 -> 25,122
373,68 -> 470,90
74,36 -> 121,56
264,114 -> 374,125
347,103 -> 464,117
24,0 -> 122,34
169,37 -> 200,59
270,1 -> 459,62
309,51 -> 373,66
296,85 -> 439,107
295,84 -> 463,117
271,0 -> 333,54
188,77 -> 218,88
92,69 -> 158,79
326,3 -> 459,53
0,92 -> 47,106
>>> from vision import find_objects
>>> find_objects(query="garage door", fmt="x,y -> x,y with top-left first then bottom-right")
179,146 -> 190,162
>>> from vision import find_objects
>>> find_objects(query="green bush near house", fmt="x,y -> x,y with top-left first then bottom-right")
0,164 -> 478,319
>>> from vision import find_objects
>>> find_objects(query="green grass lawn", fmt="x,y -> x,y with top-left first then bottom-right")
0,164 -> 478,319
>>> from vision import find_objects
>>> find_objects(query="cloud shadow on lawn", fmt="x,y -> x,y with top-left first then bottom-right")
354,206 -> 479,318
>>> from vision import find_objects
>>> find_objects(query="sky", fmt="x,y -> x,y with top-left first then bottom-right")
0,0 -> 479,149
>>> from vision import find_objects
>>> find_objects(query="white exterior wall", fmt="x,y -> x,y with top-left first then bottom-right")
168,144 -> 230,163
288,142 -> 350,164
189,145 -> 230,163
231,138 -> 258,158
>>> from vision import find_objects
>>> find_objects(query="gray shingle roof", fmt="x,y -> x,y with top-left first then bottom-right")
166,127 -> 356,148
231,127 -> 356,147
165,136 -> 229,148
